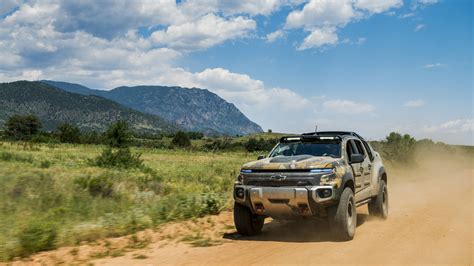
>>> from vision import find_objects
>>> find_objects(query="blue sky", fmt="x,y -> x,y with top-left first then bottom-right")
0,0 -> 472,144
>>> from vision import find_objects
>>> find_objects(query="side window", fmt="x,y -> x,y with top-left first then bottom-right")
346,140 -> 358,157
362,141 -> 374,161
346,141 -> 353,158
354,140 -> 366,157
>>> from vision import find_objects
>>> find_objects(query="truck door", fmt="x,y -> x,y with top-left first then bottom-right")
346,140 -> 363,194
354,139 -> 372,194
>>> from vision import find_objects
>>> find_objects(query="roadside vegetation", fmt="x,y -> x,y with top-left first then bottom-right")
0,114 -> 472,261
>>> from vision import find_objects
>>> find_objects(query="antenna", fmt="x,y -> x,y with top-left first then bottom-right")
315,124 -> 318,133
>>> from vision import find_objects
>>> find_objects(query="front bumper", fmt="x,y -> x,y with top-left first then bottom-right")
234,185 -> 338,219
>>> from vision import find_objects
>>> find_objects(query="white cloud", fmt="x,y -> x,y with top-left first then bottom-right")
412,0 -> 439,9
414,24 -> 426,32
265,30 -> 285,43
422,119 -> 474,134
298,27 -> 338,50
285,0 -> 403,50
150,14 -> 256,50
404,99 -> 426,107
423,62 -> 444,68
399,12 -> 416,19
285,0 -> 356,30
354,0 -> 403,14
322,99 -> 375,114
179,0 -> 302,17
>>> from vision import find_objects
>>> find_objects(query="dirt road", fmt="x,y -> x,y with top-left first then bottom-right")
89,160 -> 473,265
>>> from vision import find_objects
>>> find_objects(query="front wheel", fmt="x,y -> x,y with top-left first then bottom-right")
368,180 -> 388,219
233,203 -> 264,236
329,187 -> 357,241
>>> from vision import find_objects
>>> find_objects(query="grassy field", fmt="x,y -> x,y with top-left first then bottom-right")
0,141 -> 257,260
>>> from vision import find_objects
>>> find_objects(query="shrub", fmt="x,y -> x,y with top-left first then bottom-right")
171,131 -> 191,148
379,132 -> 416,164
94,121 -> 143,169
18,220 -> 58,256
203,137 -> 234,151
30,133 -> 59,144
94,147 -> 143,169
39,160 -> 52,168
5,114 -> 42,140
104,120 -> 131,148
74,174 -> 114,197
57,123 -> 81,144
244,138 -> 278,152
186,131 -> 204,140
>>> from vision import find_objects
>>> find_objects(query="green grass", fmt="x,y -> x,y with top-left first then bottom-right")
0,141 -> 256,261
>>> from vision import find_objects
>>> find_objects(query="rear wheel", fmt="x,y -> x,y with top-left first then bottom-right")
368,180 -> 388,219
329,187 -> 356,241
233,203 -> 264,236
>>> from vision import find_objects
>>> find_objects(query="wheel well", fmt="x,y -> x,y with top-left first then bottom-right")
344,179 -> 355,192
381,173 -> 387,184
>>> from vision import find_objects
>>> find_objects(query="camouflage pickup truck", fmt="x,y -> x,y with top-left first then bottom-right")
233,131 -> 388,240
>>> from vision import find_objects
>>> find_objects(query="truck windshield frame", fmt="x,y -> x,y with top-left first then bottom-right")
269,140 -> 342,158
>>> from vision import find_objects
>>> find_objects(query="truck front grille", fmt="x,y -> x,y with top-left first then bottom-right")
246,179 -> 312,187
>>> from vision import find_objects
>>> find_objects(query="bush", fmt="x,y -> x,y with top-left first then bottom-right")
171,131 -> 191,148
377,132 -> 416,164
104,120 -> 131,148
186,131 -> 204,140
57,123 -> 81,144
94,147 -> 143,169
18,220 -> 58,256
5,114 -> 42,140
30,133 -> 59,144
244,138 -> 278,152
74,174 -> 114,198
39,160 -> 52,168
203,137 -> 234,151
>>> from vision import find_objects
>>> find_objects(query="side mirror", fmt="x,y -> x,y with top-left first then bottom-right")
257,155 -> 266,160
350,154 -> 364,164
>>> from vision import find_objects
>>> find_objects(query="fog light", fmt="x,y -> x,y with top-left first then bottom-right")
255,203 -> 264,213
235,187 -> 245,199
317,188 -> 332,198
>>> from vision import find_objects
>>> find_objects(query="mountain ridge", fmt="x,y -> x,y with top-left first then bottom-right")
42,80 -> 263,135
0,81 -> 178,133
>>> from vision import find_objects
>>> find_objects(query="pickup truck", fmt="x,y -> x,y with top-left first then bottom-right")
233,131 -> 388,240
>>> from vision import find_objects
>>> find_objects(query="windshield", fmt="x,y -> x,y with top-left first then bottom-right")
269,141 -> 341,158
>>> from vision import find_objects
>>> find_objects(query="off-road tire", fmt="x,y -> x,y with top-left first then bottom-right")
233,203 -> 264,236
329,187 -> 356,241
368,180 -> 388,219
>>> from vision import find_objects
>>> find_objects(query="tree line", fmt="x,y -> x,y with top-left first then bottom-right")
2,114 -> 463,163
0,114 -> 278,152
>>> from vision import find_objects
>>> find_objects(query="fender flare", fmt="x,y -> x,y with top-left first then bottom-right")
378,166 -> 387,184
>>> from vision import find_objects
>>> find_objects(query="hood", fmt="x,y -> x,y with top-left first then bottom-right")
242,155 -> 341,170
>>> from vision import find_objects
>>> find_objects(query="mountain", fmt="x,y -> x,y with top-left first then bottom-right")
42,80 -> 263,135
0,81 -> 178,133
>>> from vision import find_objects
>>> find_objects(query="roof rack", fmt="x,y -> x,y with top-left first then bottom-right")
301,131 -> 365,140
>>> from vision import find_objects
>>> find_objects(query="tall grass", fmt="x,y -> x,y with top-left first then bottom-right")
0,141 -> 255,261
